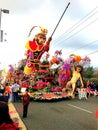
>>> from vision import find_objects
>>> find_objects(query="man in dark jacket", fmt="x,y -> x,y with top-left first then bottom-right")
22,89 -> 30,118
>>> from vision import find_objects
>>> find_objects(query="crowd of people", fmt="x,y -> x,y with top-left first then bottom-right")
0,82 -> 30,129
86,80 -> 98,97
0,81 -> 20,103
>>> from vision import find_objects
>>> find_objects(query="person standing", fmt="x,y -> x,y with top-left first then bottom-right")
3,90 -> 9,103
8,83 -> 13,103
12,81 -> 20,102
22,89 -> 30,118
3,83 -> 11,103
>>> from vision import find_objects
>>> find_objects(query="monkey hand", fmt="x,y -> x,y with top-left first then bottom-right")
48,37 -> 52,42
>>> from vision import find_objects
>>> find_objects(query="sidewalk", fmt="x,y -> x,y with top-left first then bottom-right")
8,103 -> 27,130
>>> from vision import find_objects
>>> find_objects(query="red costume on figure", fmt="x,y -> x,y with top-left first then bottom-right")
27,39 -> 50,60
24,27 -> 52,75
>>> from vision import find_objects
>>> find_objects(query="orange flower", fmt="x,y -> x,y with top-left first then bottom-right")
7,72 -> 12,79
51,57 -> 57,63
74,55 -> 82,62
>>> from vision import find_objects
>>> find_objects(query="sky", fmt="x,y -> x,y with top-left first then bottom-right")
0,0 -> 98,69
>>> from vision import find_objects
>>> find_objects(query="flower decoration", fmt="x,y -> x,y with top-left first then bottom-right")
8,64 -> 14,72
50,50 -> 63,66
64,56 -> 74,64
70,54 -> 82,63
54,50 -> 62,56
51,56 -> 57,64
74,55 -> 82,62
57,57 -> 63,62
61,63 -> 71,70
81,56 -> 91,65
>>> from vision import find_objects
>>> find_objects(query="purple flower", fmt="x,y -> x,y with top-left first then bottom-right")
57,57 -> 63,62
61,64 -> 71,70
55,50 -> 62,56
64,56 -> 74,64
81,56 -> 91,65
8,64 -> 14,72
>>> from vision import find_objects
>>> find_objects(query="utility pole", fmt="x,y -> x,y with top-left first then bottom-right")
0,8 -> 9,42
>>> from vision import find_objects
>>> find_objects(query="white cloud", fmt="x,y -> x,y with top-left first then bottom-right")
0,0 -> 98,69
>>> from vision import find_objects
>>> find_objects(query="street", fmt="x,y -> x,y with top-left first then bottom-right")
14,96 -> 98,130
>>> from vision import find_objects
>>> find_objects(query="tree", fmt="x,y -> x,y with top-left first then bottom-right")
93,69 -> 98,78
83,66 -> 94,78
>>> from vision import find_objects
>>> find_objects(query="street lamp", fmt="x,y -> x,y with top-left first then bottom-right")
0,8 -> 9,42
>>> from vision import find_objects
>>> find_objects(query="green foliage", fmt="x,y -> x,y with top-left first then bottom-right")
41,86 -> 52,92
19,65 -> 24,70
42,60 -> 49,65
28,88 -> 34,92
83,66 -> 94,78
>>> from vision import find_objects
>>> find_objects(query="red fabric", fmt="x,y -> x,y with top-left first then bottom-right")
22,93 -> 30,106
0,122 -> 19,130
29,40 -> 44,52
44,41 -> 50,52
96,109 -> 98,118
5,86 -> 11,94
29,40 -> 50,53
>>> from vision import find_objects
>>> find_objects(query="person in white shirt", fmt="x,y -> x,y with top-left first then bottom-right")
12,81 -> 20,102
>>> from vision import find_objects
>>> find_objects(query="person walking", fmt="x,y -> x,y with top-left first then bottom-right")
22,89 -> 30,118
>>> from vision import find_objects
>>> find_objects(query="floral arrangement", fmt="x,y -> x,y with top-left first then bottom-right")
50,50 -> 63,65
81,56 -> 91,66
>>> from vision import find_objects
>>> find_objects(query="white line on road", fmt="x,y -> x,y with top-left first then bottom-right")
68,104 -> 93,114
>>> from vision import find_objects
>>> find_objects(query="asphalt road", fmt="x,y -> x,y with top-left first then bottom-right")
14,96 -> 98,130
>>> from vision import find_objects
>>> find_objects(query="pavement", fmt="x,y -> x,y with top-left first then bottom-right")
8,102 -> 27,130
12,96 -> 98,130
7,95 -> 98,130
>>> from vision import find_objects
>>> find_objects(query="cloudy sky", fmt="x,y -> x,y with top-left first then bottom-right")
0,0 -> 98,69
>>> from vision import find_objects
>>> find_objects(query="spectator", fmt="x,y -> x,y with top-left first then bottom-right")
92,81 -> 97,91
4,83 -> 11,103
22,89 -> 30,118
8,83 -> 13,103
0,101 -> 19,130
90,81 -> 96,91
3,90 -> 9,103
86,80 -> 91,87
12,81 -> 20,102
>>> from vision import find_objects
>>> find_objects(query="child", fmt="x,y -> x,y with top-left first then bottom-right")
22,89 -> 30,118
65,63 -> 84,99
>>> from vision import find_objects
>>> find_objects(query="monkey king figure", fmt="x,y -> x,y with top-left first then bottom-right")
24,26 -> 52,75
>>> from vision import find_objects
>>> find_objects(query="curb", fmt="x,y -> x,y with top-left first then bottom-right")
8,103 -> 27,130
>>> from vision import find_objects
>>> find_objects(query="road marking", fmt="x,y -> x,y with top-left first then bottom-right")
68,104 -> 93,114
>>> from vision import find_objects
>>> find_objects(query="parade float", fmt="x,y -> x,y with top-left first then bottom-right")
4,49 -> 91,101
2,2 -> 96,101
